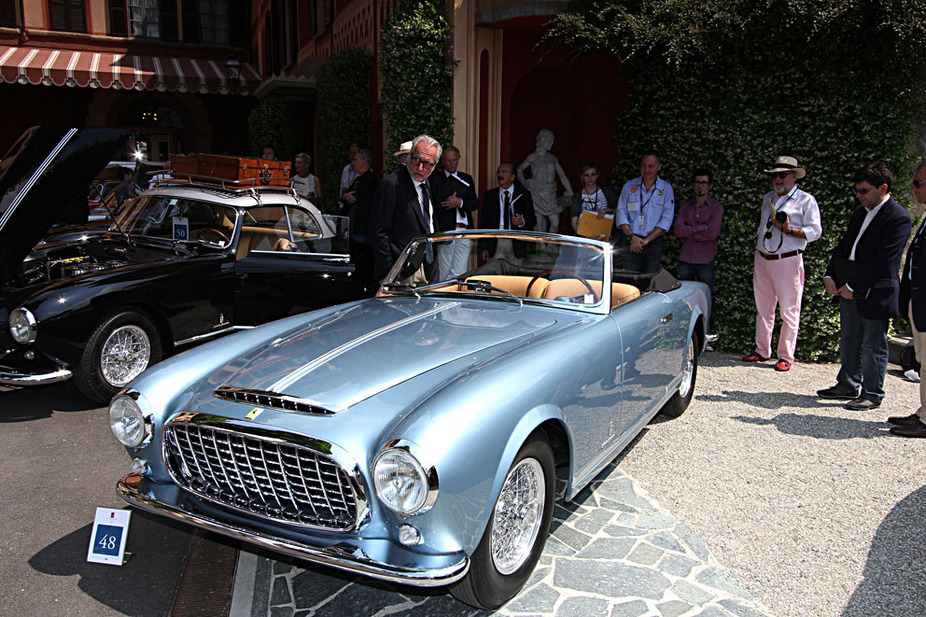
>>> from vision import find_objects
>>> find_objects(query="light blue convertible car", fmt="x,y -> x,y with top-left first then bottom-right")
111,230 -> 709,609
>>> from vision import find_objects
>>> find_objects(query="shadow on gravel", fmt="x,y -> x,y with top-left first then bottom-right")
1,381 -> 100,422
697,390 -> 834,410
28,509 -> 190,617
843,484 -> 926,616
730,412 -> 888,440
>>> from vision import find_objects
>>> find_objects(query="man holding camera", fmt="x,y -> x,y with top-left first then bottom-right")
742,156 -> 822,371
817,162 -> 910,409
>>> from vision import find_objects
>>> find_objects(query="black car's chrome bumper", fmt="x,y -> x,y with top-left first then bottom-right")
117,474 -> 469,587
0,365 -> 72,385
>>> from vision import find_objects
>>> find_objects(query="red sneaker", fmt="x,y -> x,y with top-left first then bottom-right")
775,360 -> 792,372
741,352 -> 769,362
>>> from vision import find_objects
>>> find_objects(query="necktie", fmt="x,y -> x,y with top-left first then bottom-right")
503,190 -> 511,229
420,182 -> 431,233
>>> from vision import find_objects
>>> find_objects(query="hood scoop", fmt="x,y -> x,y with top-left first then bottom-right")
212,387 -> 339,415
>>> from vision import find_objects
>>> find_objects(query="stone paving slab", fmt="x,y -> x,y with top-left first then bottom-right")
229,462 -> 773,617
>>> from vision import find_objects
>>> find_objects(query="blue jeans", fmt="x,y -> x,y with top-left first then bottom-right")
836,298 -> 889,403
618,235 -> 664,273
678,260 -> 716,333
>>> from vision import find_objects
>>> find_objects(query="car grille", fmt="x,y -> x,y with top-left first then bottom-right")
163,421 -> 359,530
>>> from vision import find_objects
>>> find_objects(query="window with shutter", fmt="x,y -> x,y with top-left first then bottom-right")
49,0 -> 87,33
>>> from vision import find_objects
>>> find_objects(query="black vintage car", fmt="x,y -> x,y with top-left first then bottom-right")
0,127 -> 368,403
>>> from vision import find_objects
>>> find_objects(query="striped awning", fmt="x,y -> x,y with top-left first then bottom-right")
0,45 -> 261,95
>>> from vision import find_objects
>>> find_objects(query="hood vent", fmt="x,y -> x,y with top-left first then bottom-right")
213,387 -> 337,415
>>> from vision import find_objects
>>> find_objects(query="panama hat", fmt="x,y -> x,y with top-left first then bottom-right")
764,156 -> 806,179
393,141 -> 413,157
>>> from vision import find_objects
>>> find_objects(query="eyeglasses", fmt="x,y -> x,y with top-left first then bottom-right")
855,187 -> 871,195
772,172 -> 792,179
409,155 -> 435,170
914,180 -> 926,189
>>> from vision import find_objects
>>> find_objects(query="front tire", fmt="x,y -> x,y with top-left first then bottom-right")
449,435 -> 555,609
74,309 -> 162,403
661,332 -> 698,418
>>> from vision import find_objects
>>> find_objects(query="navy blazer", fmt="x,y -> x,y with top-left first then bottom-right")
825,196 -> 911,319
371,165 -> 433,281
901,218 -> 926,331
429,170 -> 478,231
480,185 -> 536,258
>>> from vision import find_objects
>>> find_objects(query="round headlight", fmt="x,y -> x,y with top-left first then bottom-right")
109,394 -> 150,448
373,448 -> 428,515
9,308 -> 37,344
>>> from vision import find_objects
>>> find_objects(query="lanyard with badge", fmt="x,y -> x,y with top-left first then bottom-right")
629,183 -> 656,227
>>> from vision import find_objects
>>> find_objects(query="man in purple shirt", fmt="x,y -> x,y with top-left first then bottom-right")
674,169 -> 724,340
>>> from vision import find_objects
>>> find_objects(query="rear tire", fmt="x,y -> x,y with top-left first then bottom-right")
662,333 -> 698,418
74,309 -> 162,403
449,435 -> 555,609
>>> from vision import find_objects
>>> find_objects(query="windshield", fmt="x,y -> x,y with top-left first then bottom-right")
381,232 -> 611,309
112,195 -> 237,247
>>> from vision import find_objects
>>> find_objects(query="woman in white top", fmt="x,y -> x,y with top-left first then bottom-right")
292,152 -> 323,201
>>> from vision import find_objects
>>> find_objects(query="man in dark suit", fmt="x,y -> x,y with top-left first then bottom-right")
371,135 -> 441,282
817,162 -> 912,411
889,160 -> 926,436
430,145 -> 478,277
480,162 -> 536,261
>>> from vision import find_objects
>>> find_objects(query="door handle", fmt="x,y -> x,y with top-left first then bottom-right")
661,313 -> 674,324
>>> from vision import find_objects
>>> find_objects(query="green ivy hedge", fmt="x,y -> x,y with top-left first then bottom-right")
551,1 -> 926,361
379,0 -> 455,172
317,47 -> 371,210
247,97 -> 307,162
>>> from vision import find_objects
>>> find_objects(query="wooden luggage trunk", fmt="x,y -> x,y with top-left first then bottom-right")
170,154 -> 291,187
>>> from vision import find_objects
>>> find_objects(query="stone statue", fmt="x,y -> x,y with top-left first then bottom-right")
517,129 -> 573,233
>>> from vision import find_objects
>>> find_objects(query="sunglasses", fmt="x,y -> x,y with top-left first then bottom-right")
771,172 -> 793,179
855,187 -> 871,195
914,180 -> 926,189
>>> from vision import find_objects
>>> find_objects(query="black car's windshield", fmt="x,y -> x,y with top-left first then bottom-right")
381,232 -> 610,309
112,195 -> 237,247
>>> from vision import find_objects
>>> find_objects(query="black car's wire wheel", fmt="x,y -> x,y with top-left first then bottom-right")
74,309 -> 162,403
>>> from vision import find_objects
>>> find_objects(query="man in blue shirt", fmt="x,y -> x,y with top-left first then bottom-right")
616,151 -> 675,272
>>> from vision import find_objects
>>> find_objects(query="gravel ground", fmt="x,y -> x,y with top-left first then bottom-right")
619,351 -> 926,617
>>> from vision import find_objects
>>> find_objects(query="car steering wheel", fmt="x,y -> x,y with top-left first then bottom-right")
197,228 -> 229,245
526,268 -> 598,301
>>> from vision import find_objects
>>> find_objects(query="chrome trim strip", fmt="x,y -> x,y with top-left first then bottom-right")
0,128 -> 77,229
248,250 -> 351,262
271,302 -> 460,392
0,366 -> 72,385
117,476 -> 469,586
174,325 -> 250,347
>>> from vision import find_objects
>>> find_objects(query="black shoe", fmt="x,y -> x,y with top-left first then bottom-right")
816,385 -> 859,400
887,413 -> 924,427
845,397 -> 881,411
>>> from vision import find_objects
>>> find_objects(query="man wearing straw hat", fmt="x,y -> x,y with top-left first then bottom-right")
742,155 -> 822,372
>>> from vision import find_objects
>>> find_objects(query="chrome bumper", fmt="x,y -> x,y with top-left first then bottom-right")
117,474 -> 469,587
0,366 -> 72,385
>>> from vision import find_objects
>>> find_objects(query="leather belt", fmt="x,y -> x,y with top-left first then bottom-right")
757,249 -> 802,260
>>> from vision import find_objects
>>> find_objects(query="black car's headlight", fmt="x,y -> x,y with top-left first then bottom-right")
372,442 -> 438,516
109,392 -> 153,448
9,307 -> 37,344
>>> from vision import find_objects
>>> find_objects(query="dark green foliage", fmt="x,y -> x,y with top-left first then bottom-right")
549,0 -> 926,360
380,0 -> 455,172
318,48 -> 371,209
247,97 -> 307,162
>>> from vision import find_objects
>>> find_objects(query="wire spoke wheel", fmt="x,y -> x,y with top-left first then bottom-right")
490,457 -> 545,575
100,324 -> 151,386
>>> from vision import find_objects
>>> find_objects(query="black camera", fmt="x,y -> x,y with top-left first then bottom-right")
775,211 -> 788,224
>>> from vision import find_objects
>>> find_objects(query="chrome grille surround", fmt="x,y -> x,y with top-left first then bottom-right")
162,413 -> 365,531
212,386 -> 338,415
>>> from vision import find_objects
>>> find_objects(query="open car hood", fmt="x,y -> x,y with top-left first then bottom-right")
0,126 -> 130,280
